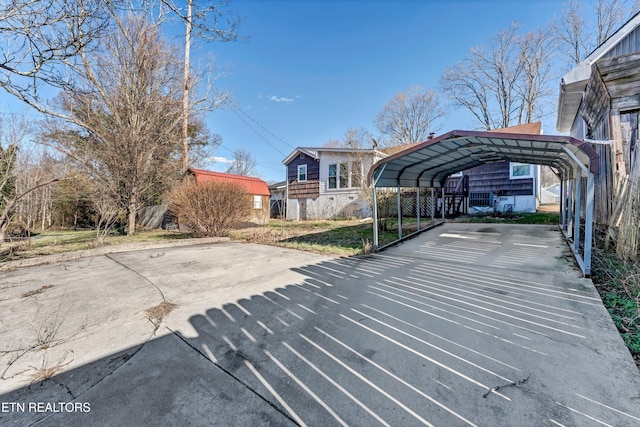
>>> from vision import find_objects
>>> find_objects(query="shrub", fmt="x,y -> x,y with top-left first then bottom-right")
167,180 -> 251,237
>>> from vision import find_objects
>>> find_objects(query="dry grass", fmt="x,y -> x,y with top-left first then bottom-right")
232,220 -> 379,256
29,350 -> 73,382
0,229 -> 195,263
30,364 -> 64,382
145,301 -> 177,329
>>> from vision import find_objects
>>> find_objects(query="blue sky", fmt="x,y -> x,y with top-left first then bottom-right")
0,0 -> 580,182
204,0 -> 574,182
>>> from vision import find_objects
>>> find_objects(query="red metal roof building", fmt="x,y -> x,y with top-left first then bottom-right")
186,168 -> 270,196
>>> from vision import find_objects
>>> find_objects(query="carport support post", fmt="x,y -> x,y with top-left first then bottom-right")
559,175 -> 565,231
397,182 -> 402,239
573,170 -> 582,252
372,185 -> 379,250
416,187 -> 421,231
584,173 -> 595,276
567,178 -> 574,237
431,187 -> 435,226
573,173 -> 582,252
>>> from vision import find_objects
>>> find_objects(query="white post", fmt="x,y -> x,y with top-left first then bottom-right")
397,182 -> 402,239
584,173 -> 595,276
567,177 -> 574,236
416,187 -> 421,231
372,185 -> 379,250
431,187 -> 435,226
559,175 -> 564,230
573,173 -> 582,252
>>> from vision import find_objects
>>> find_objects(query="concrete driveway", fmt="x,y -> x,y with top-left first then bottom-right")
1,223 -> 640,426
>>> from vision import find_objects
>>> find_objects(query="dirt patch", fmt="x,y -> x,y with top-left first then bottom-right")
536,203 -> 560,213
145,301 -> 177,331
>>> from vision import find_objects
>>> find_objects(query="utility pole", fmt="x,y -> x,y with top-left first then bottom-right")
181,0 -> 192,172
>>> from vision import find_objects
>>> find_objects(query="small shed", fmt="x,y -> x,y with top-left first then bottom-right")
185,168 -> 271,225
268,181 -> 287,218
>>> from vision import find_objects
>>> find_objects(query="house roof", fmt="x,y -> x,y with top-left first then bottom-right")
378,142 -> 422,156
282,147 -> 386,165
368,127 -> 599,188
556,11 -> 640,132
186,168 -> 270,196
268,180 -> 286,189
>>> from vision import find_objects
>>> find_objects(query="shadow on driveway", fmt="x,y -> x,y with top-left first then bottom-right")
2,224 -> 640,426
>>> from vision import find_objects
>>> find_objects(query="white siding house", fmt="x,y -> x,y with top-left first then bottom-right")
283,147 -> 387,220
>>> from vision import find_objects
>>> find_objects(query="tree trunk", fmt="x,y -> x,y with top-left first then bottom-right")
128,193 -> 137,235
0,200 -> 16,243
0,220 -> 7,243
41,195 -> 47,231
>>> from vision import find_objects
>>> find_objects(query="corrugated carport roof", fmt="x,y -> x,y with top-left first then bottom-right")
368,129 -> 599,188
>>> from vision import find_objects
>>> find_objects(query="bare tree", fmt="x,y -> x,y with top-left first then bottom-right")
551,0 -> 638,67
13,148 -> 60,231
517,29 -> 555,124
0,116 -> 62,241
92,185 -> 120,245
440,23 -> 553,130
323,127 -> 375,149
40,17 -> 187,235
226,148 -> 257,176
594,0 -> 631,45
376,85 -> 445,145
343,127 -> 375,149
0,0 -> 113,111
550,0 -> 589,67
1,0 -> 230,181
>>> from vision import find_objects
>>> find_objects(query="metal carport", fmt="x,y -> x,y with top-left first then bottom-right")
367,129 -> 600,276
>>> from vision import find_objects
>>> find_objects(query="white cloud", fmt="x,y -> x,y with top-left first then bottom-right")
269,95 -> 294,103
209,156 -> 233,164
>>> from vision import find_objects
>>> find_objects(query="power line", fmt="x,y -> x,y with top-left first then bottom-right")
215,143 -> 284,174
225,107 -> 286,156
224,99 -> 295,151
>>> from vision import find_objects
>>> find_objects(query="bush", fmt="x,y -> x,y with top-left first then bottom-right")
167,180 -> 250,237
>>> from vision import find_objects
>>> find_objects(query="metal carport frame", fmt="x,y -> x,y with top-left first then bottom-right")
367,129 -> 600,277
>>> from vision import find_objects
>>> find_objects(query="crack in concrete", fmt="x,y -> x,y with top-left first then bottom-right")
483,373 -> 531,398
30,343 -> 147,427
166,326 -> 300,427
27,252 -> 170,408
104,254 -> 167,302
50,377 -> 76,400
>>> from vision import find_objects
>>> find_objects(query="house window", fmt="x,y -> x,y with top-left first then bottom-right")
298,165 -> 307,182
510,163 -> 533,179
253,195 -> 262,209
351,162 -> 362,187
340,163 -> 349,188
328,164 -> 337,189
